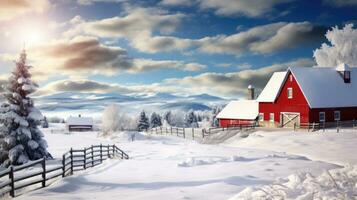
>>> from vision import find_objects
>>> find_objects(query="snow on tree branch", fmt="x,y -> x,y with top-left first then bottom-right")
314,24 -> 357,67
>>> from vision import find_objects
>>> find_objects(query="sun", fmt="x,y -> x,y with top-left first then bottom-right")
9,20 -> 52,48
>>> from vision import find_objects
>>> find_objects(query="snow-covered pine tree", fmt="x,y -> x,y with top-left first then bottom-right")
163,111 -> 173,126
42,116 -> 49,128
137,111 -> 149,131
185,110 -> 198,128
211,106 -> 222,127
150,112 -> 162,128
0,50 -> 52,167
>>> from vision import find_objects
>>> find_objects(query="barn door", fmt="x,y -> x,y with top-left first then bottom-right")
281,113 -> 300,128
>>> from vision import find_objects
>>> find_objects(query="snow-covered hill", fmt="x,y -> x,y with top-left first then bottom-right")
34,92 -> 227,118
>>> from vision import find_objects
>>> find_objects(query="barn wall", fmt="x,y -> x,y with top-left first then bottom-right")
310,107 -> 357,123
219,119 -> 255,127
259,71 -> 310,125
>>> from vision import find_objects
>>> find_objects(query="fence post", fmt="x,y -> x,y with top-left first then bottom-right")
100,144 -> 103,163
91,145 -> 94,167
192,128 -> 194,140
107,145 -> 110,159
337,121 -> 340,133
84,148 -> 86,170
9,166 -> 14,197
293,123 -> 296,132
176,128 -> 179,136
170,127 -> 173,135
62,154 -> 66,177
160,127 -> 162,134
42,158 -> 46,188
183,128 -> 185,138
70,148 -> 74,175
112,145 -> 115,157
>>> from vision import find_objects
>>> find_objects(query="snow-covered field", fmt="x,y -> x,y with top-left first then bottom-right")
16,125 -> 357,200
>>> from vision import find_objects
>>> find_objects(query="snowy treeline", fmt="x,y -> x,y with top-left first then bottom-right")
0,51 -> 52,167
100,104 -> 223,134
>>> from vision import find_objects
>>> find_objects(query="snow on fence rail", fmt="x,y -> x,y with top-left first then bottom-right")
296,120 -> 357,132
148,124 -> 257,140
0,144 -> 129,198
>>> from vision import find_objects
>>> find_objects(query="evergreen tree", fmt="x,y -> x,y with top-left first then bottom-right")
42,116 -> 49,128
150,112 -> 162,128
211,106 -> 222,127
137,111 -> 149,131
185,110 -> 198,128
0,50 -> 52,167
163,111 -> 173,126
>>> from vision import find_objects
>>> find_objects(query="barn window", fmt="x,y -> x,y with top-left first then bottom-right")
287,88 -> 293,99
259,113 -> 264,121
319,112 -> 325,122
334,111 -> 340,121
289,74 -> 293,82
269,113 -> 274,122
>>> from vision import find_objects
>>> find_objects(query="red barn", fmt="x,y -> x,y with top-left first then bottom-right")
257,64 -> 357,127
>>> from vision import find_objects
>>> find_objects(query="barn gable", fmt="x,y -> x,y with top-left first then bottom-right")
289,65 -> 357,108
256,72 -> 287,103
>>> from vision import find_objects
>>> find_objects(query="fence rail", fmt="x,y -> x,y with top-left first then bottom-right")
295,120 -> 357,132
0,144 -> 128,198
148,124 -> 257,139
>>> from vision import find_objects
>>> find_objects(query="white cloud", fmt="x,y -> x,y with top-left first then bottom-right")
65,7 -> 185,38
160,0 -> 294,17
314,24 -> 357,67
323,0 -> 357,7
36,58 -> 314,98
13,36 -> 205,79
69,13 -> 324,55
0,0 -> 50,22
160,0 -> 193,6
163,58 -> 315,97
130,34 -> 192,53
197,22 -> 325,55
197,0 -> 293,17
132,59 -> 206,72
77,0 -> 128,5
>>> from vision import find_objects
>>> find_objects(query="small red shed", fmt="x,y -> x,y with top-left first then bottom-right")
216,100 -> 259,127
257,63 -> 357,127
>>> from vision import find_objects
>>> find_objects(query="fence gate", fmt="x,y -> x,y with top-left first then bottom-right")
281,112 -> 300,128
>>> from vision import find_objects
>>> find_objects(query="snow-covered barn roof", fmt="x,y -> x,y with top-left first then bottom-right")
216,100 -> 259,120
67,116 -> 93,126
289,66 -> 357,108
256,72 -> 287,102
256,65 -> 357,108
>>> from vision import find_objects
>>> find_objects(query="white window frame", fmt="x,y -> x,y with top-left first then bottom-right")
334,111 -> 340,121
259,113 -> 264,122
319,112 -> 325,122
287,87 -> 293,99
269,113 -> 274,123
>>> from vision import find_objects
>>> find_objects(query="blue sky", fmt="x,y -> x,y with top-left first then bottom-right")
0,0 -> 356,98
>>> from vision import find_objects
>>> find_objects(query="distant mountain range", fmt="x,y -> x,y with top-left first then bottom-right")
34,92 -> 228,118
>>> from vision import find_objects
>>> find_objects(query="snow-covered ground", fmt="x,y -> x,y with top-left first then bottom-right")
16,125 -> 357,200
225,129 -> 357,165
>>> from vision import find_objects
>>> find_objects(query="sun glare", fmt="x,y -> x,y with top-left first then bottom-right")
10,21 -> 51,48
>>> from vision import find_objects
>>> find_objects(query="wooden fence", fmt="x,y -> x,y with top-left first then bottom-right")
0,144 -> 129,198
207,124 -> 257,135
296,120 -> 357,132
149,124 -> 257,139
